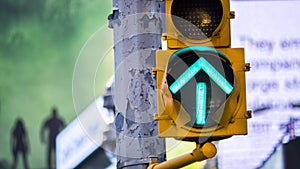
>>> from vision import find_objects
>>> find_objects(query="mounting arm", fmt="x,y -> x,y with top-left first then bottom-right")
148,142 -> 217,169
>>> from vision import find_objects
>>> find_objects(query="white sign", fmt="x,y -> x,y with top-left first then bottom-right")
56,97 -> 112,169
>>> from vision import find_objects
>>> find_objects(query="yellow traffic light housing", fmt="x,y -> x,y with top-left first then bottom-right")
154,47 -> 249,141
165,0 -> 232,49
154,0 -> 250,142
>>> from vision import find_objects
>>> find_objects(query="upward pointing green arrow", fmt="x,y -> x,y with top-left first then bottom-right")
169,57 -> 233,95
196,82 -> 207,125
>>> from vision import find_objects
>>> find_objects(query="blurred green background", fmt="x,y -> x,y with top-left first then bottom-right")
0,0 -> 113,168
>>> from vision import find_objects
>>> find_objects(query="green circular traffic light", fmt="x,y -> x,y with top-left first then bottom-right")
166,46 -> 234,128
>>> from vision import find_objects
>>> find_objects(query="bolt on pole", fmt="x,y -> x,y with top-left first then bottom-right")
109,0 -> 166,168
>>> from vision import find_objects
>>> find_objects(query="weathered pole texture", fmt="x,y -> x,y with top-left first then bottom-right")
110,0 -> 166,169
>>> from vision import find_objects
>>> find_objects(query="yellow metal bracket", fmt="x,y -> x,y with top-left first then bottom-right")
147,142 -> 217,169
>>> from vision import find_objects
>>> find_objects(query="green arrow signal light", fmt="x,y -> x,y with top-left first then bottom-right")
169,57 -> 234,95
196,82 -> 207,125
200,58 -> 233,95
169,58 -> 203,94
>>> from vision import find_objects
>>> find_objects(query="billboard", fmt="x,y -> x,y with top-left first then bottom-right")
218,1 -> 300,168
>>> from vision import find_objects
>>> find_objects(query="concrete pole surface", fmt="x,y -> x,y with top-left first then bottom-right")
110,0 -> 166,169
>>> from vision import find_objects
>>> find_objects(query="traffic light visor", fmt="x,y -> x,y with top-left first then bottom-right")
171,0 -> 223,40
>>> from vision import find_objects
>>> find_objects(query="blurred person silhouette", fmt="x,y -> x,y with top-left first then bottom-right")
40,107 -> 65,169
11,118 -> 29,169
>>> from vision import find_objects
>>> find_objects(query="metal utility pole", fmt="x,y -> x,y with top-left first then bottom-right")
109,0 -> 166,168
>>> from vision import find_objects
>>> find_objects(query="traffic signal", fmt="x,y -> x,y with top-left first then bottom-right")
165,0 -> 233,49
153,0 -> 250,141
